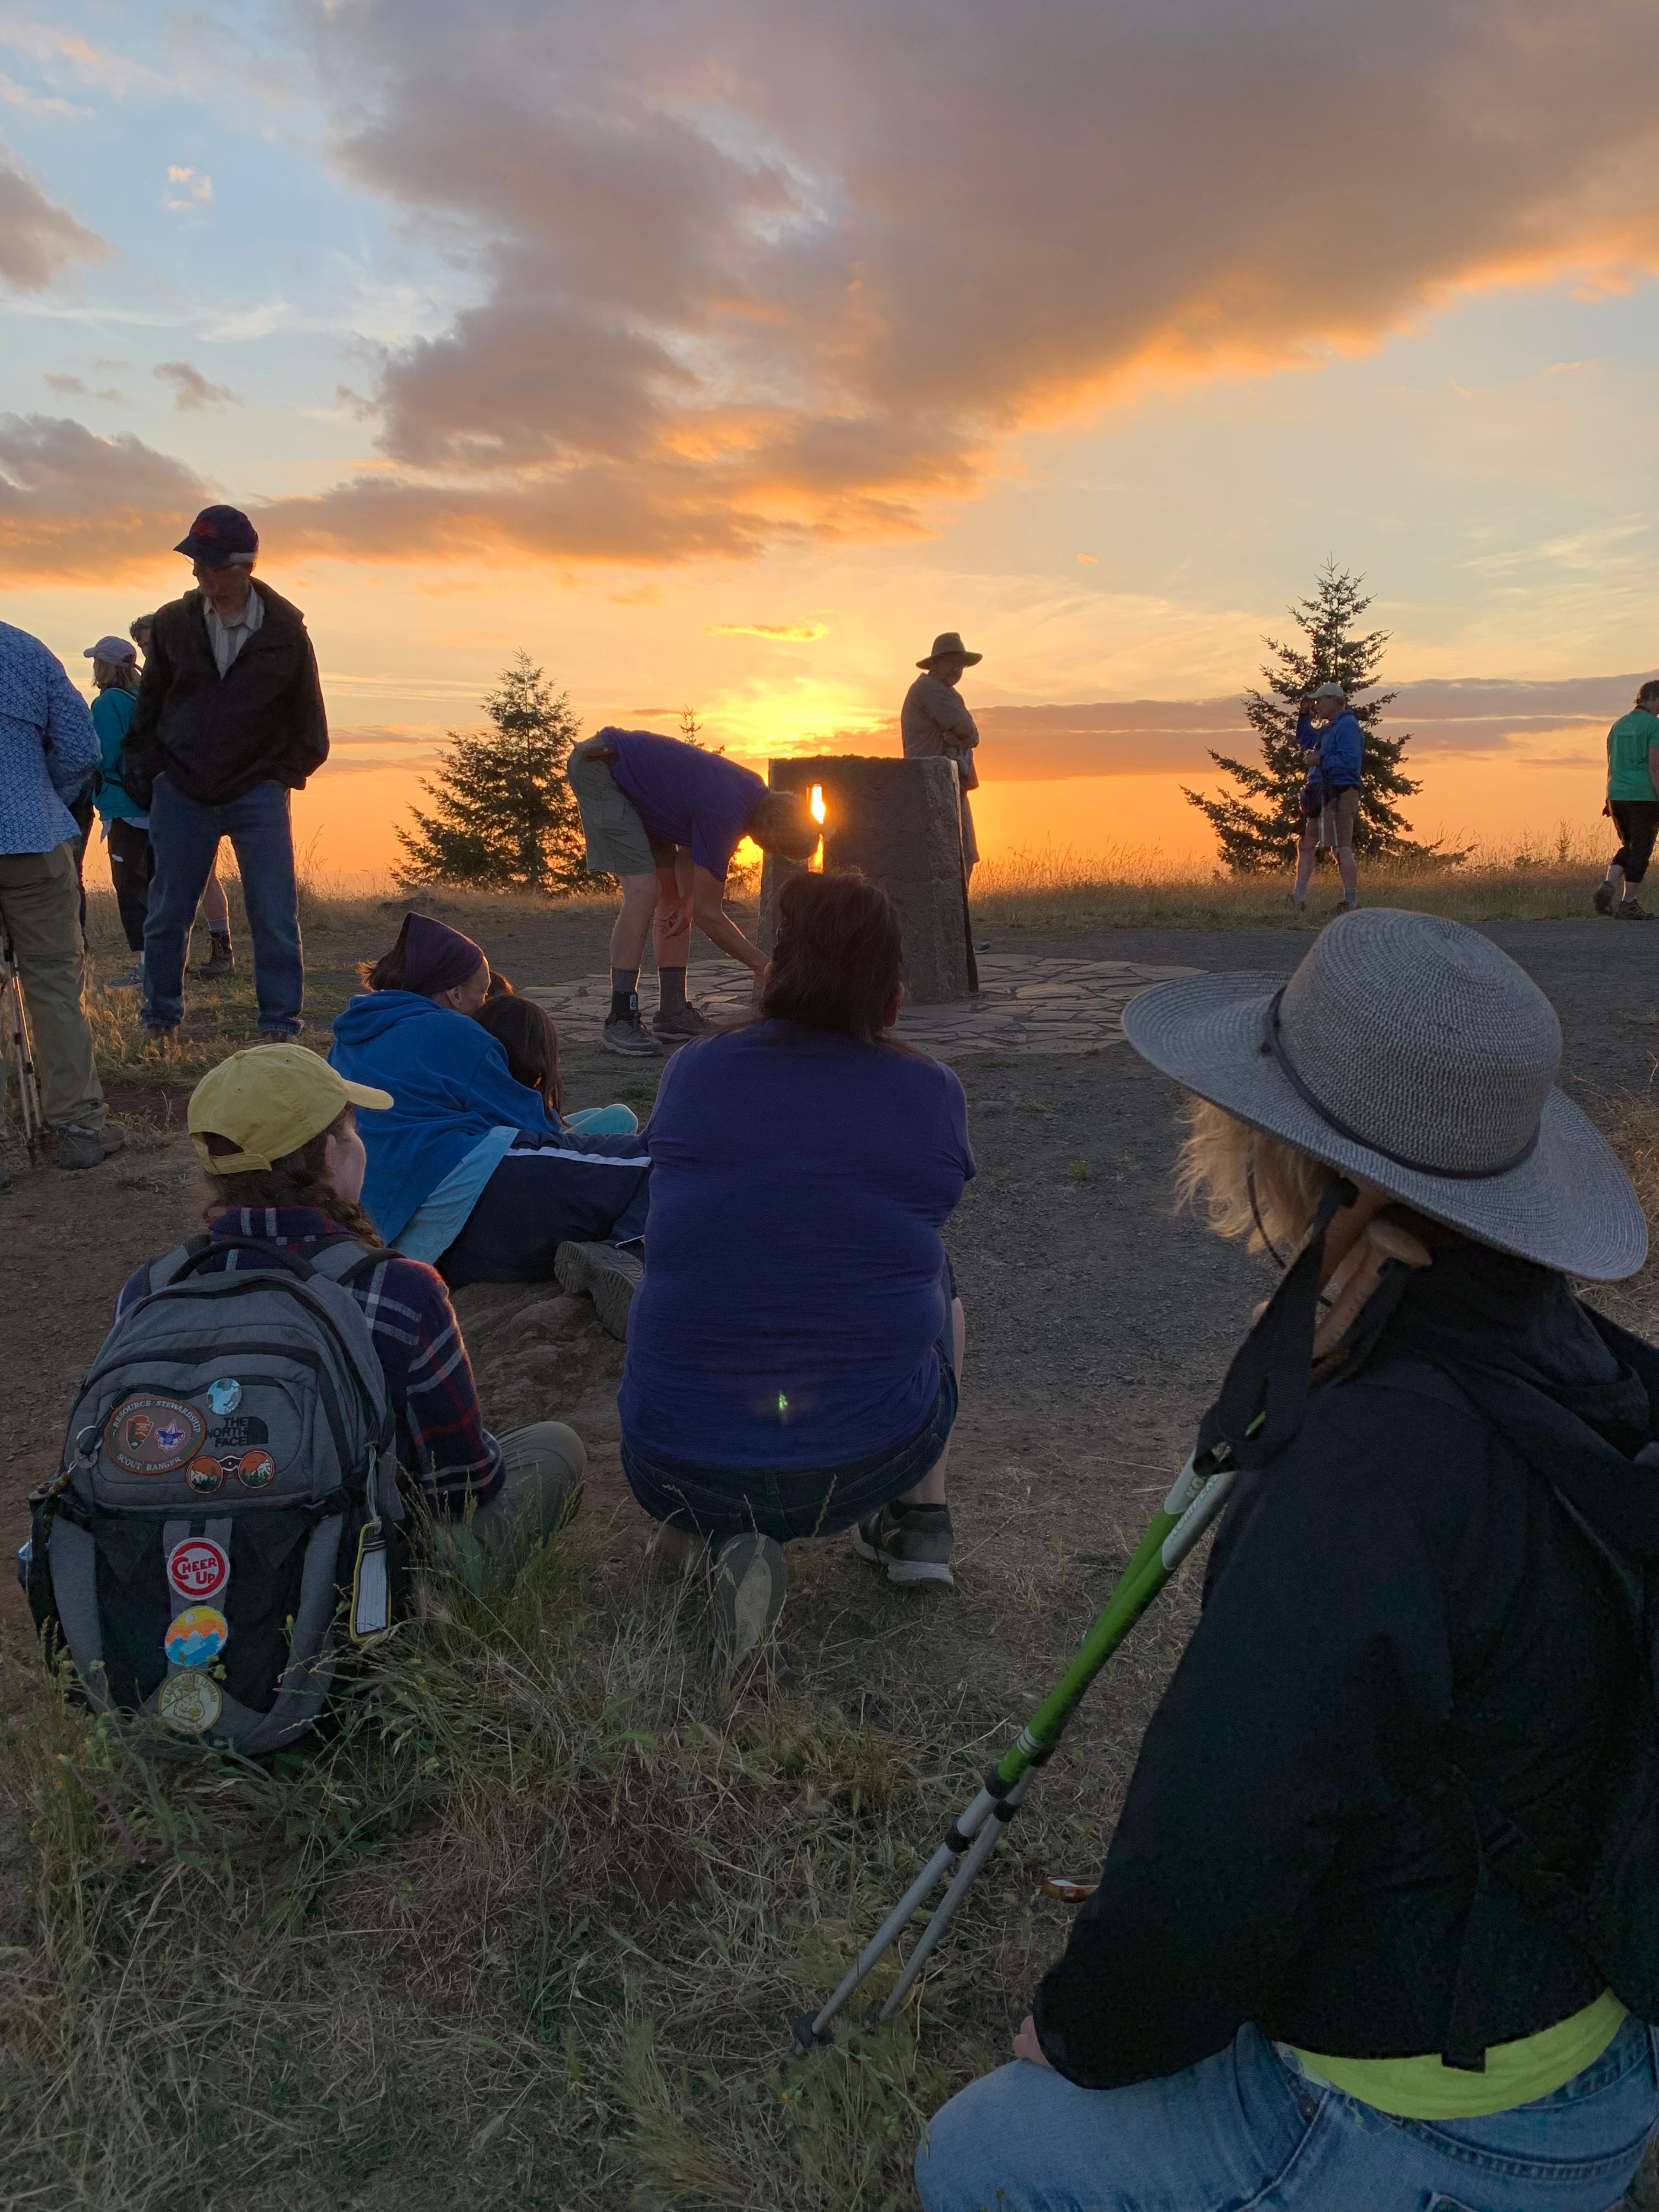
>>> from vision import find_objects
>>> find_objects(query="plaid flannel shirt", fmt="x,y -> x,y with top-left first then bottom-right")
115,1208 -> 503,1514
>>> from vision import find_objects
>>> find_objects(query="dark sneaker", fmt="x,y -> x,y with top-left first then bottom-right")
140,1021 -> 178,1044
852,1501 -> 955,1587
603,1012 -> 665,1058
1594,882 -> 1618,915
195,936 -> 234,979
652,999 -> 711,1041
554,1239 -> 643,1339
55,1122 -> 126,1171
106,963 -> 143,990
1618,899 -> 1653,922
257,1026 -> 303,1040
709,1532 -> 788,1672
1332,899 -> 1358,914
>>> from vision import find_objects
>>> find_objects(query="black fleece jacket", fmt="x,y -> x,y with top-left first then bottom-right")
1034,1236 -> 1659,2086
124,582 -> 328,808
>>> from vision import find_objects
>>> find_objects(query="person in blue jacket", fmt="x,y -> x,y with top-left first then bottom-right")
329,912 -> 652,1322
1290,681 -> 1364,913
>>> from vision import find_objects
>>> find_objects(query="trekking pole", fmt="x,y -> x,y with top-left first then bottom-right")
792,1441 -> 1237,2051
0,927 -> 45,1166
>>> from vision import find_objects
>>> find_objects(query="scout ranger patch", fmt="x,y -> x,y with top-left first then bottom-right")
105,1395 -> 206,1475
164,1606 -> 229,1669
166,1537 -> 229,1603
157,1671 -> 222,1734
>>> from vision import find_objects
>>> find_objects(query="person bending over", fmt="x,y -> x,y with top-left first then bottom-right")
917,908 -> 1659,2212
1291,680 -> 1363,912
566,725 -> 818,1057
1594,678 -> 1659,922
329,912 -> 651,1322
619,870 -> 974,1673
472,992 -> 640,1136
115,1042 -> 585,1594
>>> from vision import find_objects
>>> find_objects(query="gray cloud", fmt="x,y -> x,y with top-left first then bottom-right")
0,415 -> 207,581
0,136 -> 105,290
256,0 -> 1659,561
43,372 -> 126,404
154,359 -> 242,411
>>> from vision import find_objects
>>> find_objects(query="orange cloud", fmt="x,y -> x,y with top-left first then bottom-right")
706,621 -> 828,641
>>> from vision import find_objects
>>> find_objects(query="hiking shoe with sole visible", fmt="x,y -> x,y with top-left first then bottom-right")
709,1532 -> 788,1672
652,999 -> 711,1041
195,936 -> 235,979
55,1122 -> 126,1171
853,1501 -> 955,1587
1594,882 -> 1618,915
106,963 -> 143,990
554,1239 -> 643,1338
1618,899 -> 1653,922
603,1012 -> 665,1057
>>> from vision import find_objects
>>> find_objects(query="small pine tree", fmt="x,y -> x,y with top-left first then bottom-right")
397,653 -> 606,893
1182,563 -> 1440,874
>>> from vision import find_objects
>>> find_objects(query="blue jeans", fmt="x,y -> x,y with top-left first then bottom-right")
142,778 -> 302,1032
914,2019 -> 1659,2212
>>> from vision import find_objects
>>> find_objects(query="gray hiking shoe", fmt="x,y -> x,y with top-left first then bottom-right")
652,999 -> 711,1041
1594,881 -> 1618,915
1618,899 -> 1653,921
603,1011 -> 665,1057
106,963 -> 143,990
852,1501 -> 955,1587
195,935 -> 234,979
56,1122 -> 126,1171
554,1239 -> 643,1339
709,1532 -> 788,1673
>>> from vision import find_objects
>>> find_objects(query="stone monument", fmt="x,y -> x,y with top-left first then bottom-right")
756,755 -> 978,1005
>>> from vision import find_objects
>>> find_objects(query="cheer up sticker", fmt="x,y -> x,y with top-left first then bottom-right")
164,1606 -> 229,1669
166,1537 -> 229,1603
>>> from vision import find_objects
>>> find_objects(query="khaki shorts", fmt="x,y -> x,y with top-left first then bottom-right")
567,737 -> 667,877
1323,786 -> 1360,849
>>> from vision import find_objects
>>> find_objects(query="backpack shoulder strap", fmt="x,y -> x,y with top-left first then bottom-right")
306,1238 -> 385,1287
147,1235 -> 213,1293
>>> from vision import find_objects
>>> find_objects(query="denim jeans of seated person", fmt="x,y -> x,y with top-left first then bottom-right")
913,2016 -> 1659,2212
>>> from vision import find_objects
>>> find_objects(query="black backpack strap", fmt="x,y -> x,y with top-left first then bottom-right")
165,1236 -> 318,1281
147,1234 -> 214,1293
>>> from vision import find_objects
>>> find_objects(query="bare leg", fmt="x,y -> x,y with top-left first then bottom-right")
610,871 -> 662,971
198,861 -> 229,931
654,851 -> 693,981
903,1297 -> 964,1507
1292,821 -> 1317,903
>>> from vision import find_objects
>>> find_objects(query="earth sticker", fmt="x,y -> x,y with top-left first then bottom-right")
105,1395 -> 207,1476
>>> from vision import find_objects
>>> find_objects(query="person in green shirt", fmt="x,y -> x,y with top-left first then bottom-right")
1594,679 -> 1659,920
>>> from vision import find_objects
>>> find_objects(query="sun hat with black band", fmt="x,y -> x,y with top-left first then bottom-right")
1120,907 -> 1646,1282
188,1043 -> 391,1176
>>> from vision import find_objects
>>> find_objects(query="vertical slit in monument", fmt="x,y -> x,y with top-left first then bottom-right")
809,784 -> 826,871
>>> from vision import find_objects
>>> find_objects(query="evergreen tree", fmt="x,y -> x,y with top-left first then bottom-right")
1182,563 -> 1440,874
397,653 -> 606,893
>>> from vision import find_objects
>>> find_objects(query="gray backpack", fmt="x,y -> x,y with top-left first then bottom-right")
28,1235 -> 404,1756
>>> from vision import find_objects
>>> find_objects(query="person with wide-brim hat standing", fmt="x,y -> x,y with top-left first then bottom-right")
901,632 -> 983,878
917,907 -> 1659,2212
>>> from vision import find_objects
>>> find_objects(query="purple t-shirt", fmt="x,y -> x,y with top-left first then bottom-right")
597,727 -> 767,878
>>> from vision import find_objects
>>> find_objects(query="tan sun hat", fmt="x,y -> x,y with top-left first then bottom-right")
917,630 -> 982,670
189,1044 -> 391,1175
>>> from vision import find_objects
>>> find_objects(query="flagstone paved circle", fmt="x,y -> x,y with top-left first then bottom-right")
523,953 -> 1198,1061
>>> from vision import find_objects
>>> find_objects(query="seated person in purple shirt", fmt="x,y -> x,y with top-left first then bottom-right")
566,726 -> 817,1057
618,871 -> 975,1677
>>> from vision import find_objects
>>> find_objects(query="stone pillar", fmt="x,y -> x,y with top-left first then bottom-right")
757,755 -> 978,1005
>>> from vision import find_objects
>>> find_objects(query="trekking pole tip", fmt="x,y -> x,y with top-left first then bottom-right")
791,2011 -> 836,2055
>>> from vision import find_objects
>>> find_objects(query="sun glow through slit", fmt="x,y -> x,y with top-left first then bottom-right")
808,783 -> 825,870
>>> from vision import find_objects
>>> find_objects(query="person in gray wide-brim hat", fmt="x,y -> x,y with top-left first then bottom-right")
1121,905 -> 1646,1281
902,632 -> 984,874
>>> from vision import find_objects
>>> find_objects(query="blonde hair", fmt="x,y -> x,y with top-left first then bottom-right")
1175,1096 -> 1341,1261
93,656 -> 141,694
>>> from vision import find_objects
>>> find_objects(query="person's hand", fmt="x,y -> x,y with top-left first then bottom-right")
1012,2015 -> 1052,2069
657,893 -> 694,939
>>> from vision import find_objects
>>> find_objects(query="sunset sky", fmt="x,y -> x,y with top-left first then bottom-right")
5,0 -> 1659,884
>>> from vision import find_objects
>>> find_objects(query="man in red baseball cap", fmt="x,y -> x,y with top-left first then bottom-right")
124,506 -> 328,1041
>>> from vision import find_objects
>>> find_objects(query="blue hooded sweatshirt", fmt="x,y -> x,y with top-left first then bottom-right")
1297,708 -> 1364,790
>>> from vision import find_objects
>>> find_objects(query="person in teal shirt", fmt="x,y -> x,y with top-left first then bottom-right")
83,634 -> 148,984
1595,679 -> 1659,921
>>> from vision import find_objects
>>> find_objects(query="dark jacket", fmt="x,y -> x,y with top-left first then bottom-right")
124,582 -> 328,807
1034,1235 -> 1659,2087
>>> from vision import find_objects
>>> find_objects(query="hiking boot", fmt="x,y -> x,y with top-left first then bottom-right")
1594,882 -> 1618,915
1332,899 -> 1358,914
106,963 -> 143,990
195,934 -> 234,979
603,1011 -> 665,1057
709,1532 -> 788,1673
140,1020 -> 178,1044
1617,899 -> 1653,922
652,999 -> 710,1041
554,1239 -> 643,1339
852,1501 -> 955,1587
55,1122 -> 126,1171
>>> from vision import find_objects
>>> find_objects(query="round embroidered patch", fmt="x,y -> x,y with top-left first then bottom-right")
157,1670 -> 222,1734
236,1449 -> 276,1490
166,1537 -> 229,1603
206,1378 -> 242,1416
186,1458 -> 225,1496
105,1395 -> 207,1476
163,1605 -> 229,1669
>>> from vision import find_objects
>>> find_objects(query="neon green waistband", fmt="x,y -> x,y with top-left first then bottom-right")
1290,1990 -> 1628,2120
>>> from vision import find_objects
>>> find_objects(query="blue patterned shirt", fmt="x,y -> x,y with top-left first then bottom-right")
0,620 -> 97,855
